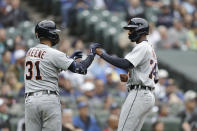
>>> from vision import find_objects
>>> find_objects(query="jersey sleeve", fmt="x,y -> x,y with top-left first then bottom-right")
51,50 -> 74,70
125,43 -> 148,67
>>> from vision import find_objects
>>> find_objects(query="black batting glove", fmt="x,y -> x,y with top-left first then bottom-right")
70,50 -> 83,60
90,43 -> 101,55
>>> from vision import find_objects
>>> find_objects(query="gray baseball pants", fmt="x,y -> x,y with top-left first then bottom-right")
25,93 -> 61,131
118,89 -> 155,131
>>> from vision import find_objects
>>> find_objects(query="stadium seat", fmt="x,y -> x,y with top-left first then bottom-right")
83,15 -> 101,41
52,0 -> 61,16
161,117 -> 181,131
93,21 -> 108,45
76,10 -> 91,35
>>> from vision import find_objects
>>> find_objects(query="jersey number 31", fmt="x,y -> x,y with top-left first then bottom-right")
26,61 -> 42,80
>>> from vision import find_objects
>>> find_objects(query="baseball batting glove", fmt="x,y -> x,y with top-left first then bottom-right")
90,43 -> 101,55
70,50 -> 83,60
120,74 -> 128,82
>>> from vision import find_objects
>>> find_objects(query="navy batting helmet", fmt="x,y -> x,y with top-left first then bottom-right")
35,20 -> 60,46
123,18 -> 149,42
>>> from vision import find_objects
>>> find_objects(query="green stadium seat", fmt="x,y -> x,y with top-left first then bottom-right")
52,0 -> 61,16
161,117 -> 181,131
6,27 -> 20,39
76,10 -> 91,35
83,15 -> 101,41
93,21 -> 108,45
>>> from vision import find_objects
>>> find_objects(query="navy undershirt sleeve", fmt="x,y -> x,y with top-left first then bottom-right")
100,52 -> 134,70
68,53 -> 94,74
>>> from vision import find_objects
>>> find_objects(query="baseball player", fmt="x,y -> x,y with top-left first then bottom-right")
24,20 -> 100,131
96,18 -> 159,131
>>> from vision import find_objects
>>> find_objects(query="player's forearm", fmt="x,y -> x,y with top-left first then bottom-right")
100,52 -> 133,70
68,53 -> 95,75
79,53 -> 95,69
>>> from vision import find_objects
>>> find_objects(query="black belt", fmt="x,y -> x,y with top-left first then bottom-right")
128,85 -> 154,92
25,90 -> 58,98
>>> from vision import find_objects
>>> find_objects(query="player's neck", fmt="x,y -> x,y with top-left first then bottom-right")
136,35 -> 147,44
40,39 -> 52,47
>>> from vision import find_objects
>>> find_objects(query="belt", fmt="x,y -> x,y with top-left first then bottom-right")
25,90 -> 58,98
128,85 -> 154,92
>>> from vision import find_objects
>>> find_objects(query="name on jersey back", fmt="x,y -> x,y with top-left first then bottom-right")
26,48 -> 46,59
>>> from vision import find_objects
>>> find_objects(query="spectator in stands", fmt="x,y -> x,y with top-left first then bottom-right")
165,79 -> 184,104
188,21 -> 197,50
93,0 -> 106,9
103,95 -> 114,111
0,28 -> 6,55
0,98 -> 10,130
181,0 -> 196,15
1,0 -> 29,27
0,84 -> 11,96
178,90 -> 197,131
62,109 -> 83,131
103,114 -> 119,131
74,0 -> 92,12
110,102 -> 121,116
73,101 -> 100,131
158,104 -> 169,118
183,14 -> 193,29
58,39 -> 72,54
193,10 -> 197,23
168,19 -> 189,50
14,35 -> 26,50
94,79 -> 108,99
171,0 -> 181,19
156,4 -> 174,28
0,0 -> 9,27
0,50 -> 11,76
5,72 -> 23,94
72,39 -> 85,51
144,0 -> 163,8
148,23 -> 161,48
189,113 -> 197,131
59,74 -> 82,98
126,0 -> 145,19
155,69 -> 168,101
89,58 -> 108,82
114,82 -> 127,98
60,0 -> 75,28
157,26 -> 171,49
152,121 -> 164,131
104,0 -> 127,12
105,68 -> 118,89
8,49 -> 25,82
80,82 -> 103,112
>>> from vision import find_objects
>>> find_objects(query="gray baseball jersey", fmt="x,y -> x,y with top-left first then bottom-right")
24,44 -> 74,93
125,41 -> 158,88
118,41 -> 158,131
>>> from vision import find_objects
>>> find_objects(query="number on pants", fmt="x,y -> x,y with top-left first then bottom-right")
26,61 -> 42,80
149,60 -> 157,79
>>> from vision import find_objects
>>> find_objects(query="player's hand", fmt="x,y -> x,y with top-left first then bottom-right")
96,48 -> 103,56
90,43 -> 101,55
120,74 -> 128,82
70,50 -> 83,60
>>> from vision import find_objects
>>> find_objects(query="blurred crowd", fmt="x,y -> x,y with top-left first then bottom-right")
60,0 -> 197,51
0,0 -> 196,131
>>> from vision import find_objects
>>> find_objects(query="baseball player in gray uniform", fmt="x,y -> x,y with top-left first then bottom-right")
96,18 -> 159,131
24,20 -> 100,131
